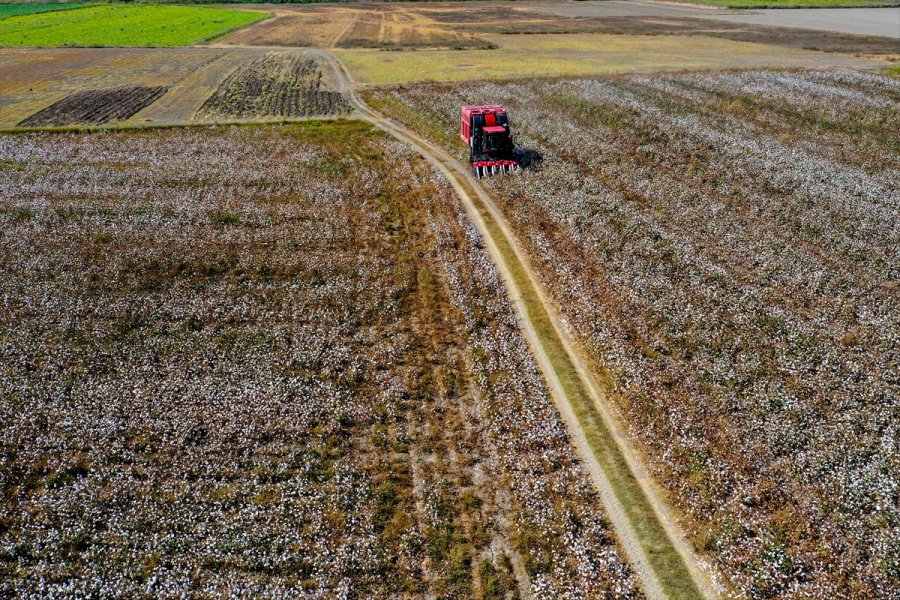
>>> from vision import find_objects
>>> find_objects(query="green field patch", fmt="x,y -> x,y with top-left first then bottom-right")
0,4 -> 268,47
0,2 -> 89,20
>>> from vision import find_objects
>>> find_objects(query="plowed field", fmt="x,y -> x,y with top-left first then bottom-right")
18,85 -> 168,127
0,48 -> 346,129
199,53 -> 350,119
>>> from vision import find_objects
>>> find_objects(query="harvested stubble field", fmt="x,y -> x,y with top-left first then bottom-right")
0,122 -> 640,597
199,53 -> 350,120
0,48 -> 345,129
337,33 -> 879,86
367,69 -> 900,598
216,2 -> 900,58
215,3 -> 497,50
18,85 -> 169,128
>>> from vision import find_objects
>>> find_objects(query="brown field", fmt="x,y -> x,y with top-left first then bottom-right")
214,3 -> 497,50
215,2 -> 900,57
199,52 -> 350,119
0,47 -> 346,129
1,2 -> 891,129
18,86 -> 168,127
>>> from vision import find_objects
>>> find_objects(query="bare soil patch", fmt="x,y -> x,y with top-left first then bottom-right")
17,85 -> 168,127
563,15 -> 900,58
215,4 -> 496,50
198,52 -> 350,118
215,2 -> 899,57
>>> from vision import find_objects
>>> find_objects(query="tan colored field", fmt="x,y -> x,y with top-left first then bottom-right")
1,2 -> 890,128
0,47 -> 344,128
335,33 -> 880,85
215,2 -> 900,57
215,3 -> 519,49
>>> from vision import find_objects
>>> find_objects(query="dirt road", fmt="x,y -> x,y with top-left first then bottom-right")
317,49 -> 722,600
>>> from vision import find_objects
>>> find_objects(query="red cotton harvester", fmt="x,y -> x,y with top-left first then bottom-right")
460,105 -> 521,178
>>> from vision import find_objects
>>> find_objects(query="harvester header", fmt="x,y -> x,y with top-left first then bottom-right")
460,105 -> 521,177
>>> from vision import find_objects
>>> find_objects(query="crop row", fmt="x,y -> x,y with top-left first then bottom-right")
367,70 -> 899,598
0,123 -> 637,598
18,86 -> 169,128
198,53 -> 351,120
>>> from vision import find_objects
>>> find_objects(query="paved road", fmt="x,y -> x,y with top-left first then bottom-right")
530,0 -> 900,39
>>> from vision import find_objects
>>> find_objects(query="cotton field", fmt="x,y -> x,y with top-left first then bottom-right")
0,123 -> 640,597
367,70 -> 900,598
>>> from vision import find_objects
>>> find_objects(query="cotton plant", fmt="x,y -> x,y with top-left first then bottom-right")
371,70 -> 899,598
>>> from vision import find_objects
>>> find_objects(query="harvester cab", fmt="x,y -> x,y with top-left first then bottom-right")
460,105 -> 521,177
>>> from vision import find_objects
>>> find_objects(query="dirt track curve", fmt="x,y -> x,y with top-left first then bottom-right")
317,50 -> 722,600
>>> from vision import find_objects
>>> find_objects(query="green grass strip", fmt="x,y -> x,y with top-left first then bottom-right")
0,4 -> 267,47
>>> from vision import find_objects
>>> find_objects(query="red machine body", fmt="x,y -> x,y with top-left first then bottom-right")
460,105 -> 520,177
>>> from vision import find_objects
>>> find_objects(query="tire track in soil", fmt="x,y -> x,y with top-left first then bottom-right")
318,49 -> 721,600
331,10 -> 361,49
18,85 -> 168,127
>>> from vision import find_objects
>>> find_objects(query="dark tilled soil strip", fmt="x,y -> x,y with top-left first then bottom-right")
199,53 -> 351,119
18,86 -> 169,128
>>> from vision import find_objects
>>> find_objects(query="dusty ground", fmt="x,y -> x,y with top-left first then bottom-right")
535,0 -> 900,39
214,1 -> 900,55
0,47 -> 345,129
710,6 -> 900,39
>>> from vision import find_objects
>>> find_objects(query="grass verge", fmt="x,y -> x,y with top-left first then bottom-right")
0,4 -> 267,47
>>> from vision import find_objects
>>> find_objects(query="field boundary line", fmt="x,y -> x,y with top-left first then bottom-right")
321,50 -> 720,600
202,11 -> 277,46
